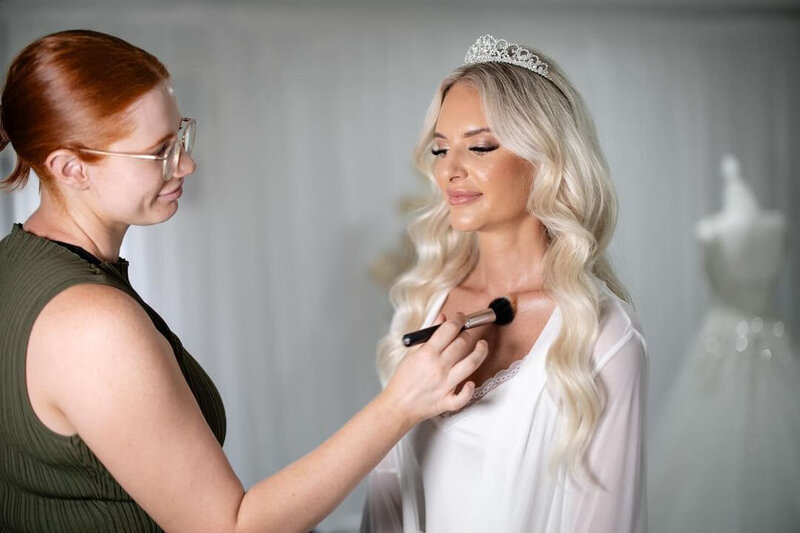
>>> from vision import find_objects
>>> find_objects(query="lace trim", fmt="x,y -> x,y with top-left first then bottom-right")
442,358 -> 526,417
472,359 -> 525,400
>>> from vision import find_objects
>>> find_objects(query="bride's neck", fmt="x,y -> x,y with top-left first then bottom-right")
466,216 -> 548,298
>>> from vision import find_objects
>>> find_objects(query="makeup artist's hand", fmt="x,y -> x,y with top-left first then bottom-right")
382,313 -> 488,426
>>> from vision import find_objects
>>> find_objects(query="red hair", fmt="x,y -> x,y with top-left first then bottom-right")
0,29 -> 169,191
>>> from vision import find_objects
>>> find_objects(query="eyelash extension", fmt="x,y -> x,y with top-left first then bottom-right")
471,145 -> 499,153
431,145 -> 500,157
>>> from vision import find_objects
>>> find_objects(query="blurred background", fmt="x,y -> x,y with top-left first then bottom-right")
1,0 -> 798,530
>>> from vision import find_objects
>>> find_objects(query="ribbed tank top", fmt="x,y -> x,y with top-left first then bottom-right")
0,224 -> 227,532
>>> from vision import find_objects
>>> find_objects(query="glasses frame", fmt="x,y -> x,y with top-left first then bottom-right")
79,117 -> 196,181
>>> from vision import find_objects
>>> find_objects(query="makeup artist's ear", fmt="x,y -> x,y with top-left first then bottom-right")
45,149 -> 91,191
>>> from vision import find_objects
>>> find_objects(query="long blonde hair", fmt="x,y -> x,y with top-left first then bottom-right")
377,51 -> 631,482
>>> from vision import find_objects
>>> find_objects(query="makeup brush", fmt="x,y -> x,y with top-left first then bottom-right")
402,297 -> 517,347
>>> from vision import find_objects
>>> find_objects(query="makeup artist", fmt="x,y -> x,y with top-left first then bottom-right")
0,30 -> 488,533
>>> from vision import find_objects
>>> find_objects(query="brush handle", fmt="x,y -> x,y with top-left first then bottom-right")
401,308 -> 497,347
402,324 -> 441,347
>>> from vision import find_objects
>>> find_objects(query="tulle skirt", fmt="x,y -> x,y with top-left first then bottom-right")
649,307 -> 800,533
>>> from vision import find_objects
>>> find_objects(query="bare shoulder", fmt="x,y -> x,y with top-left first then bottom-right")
28,284 -> 242,530
30,282 -> 169,373
27,283 -> 177,434
35,282 -> 150,332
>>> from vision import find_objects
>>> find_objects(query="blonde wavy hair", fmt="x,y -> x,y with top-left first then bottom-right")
376,51 -> 631,482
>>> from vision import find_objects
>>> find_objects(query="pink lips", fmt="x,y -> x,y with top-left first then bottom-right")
446,189 -> 482,206
159,179 -> 184,201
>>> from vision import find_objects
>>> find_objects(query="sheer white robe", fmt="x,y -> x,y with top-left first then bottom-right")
362,278 -> 648,532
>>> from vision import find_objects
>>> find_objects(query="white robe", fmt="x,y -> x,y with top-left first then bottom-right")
362,279 -> 648,532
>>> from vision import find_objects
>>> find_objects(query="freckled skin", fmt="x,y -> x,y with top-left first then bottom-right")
86,83 -> 195,228
15,69 -> 491,532
23,82 -> 197,262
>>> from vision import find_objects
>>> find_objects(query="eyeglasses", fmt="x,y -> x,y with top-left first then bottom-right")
79,117 -> 196,181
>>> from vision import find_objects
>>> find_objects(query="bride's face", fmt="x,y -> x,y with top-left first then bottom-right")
432,82 -> 534,233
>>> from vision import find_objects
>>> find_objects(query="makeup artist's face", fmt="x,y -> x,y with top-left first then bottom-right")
85,82 -> 196,227
432,82 -> 534,233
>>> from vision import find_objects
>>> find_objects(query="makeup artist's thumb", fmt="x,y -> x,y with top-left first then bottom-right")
434,313 -> 446,325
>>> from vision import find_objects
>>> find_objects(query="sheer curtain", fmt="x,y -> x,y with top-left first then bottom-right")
1,2 -> 797,530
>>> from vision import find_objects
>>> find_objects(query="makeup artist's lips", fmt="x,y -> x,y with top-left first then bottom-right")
159,179 -> 184,201
446,189 -> 483,206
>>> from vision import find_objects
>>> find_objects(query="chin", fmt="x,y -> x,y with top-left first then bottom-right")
157,203 -> 180,223
448,213 -> 484,233
136,204 -> 180,226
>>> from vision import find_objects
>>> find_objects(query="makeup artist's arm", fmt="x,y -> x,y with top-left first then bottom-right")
28,284 -> 486,533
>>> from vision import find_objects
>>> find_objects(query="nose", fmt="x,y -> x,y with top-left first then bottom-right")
174,149 -> 196,179
437,151 -> 466,183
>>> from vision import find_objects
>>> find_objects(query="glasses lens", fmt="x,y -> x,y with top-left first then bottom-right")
182,120 -> 196,155
164,140 -> 180,180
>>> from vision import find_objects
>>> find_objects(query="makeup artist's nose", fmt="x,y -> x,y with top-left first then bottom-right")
175,150 -> 196,178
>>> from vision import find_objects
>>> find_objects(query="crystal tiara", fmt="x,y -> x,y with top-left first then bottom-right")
463,34 -> 550,79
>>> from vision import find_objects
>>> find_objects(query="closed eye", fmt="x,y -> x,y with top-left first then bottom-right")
470,145 -> 499,154
431,145 -> 499,157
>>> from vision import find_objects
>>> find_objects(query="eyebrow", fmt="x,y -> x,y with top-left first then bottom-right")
433,127 -> 492,140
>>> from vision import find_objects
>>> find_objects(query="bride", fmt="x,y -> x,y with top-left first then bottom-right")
362,35 -> 648,532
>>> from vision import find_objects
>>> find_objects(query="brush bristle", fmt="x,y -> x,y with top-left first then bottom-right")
488,296 -> 516,326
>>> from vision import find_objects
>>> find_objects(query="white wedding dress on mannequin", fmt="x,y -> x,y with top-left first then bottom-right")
649,155 -> 800,532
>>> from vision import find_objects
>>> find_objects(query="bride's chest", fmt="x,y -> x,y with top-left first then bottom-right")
439,292 -> 554,387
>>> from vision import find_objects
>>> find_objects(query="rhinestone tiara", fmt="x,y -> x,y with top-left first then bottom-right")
464,34 -> 550,79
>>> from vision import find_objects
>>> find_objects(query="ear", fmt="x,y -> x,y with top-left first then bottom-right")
44,149 -> 91,191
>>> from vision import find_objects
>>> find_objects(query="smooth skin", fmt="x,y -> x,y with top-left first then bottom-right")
430,82 -> 556,389
23,81 -> 488,532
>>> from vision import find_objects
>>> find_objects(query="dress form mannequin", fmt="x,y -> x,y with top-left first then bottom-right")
695,154 -> 786,316
649,154 -> 800,533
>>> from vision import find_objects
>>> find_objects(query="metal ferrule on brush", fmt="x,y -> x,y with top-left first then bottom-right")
464,309 -> 496,329
401,296 -> 515,347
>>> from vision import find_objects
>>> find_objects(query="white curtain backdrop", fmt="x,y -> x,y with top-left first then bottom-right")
1,1 -> 798,529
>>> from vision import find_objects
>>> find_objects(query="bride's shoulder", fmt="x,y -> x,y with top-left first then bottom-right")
590,277 -> 648,376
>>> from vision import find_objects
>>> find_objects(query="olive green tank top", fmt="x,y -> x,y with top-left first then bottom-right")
0,224 -> 227,532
